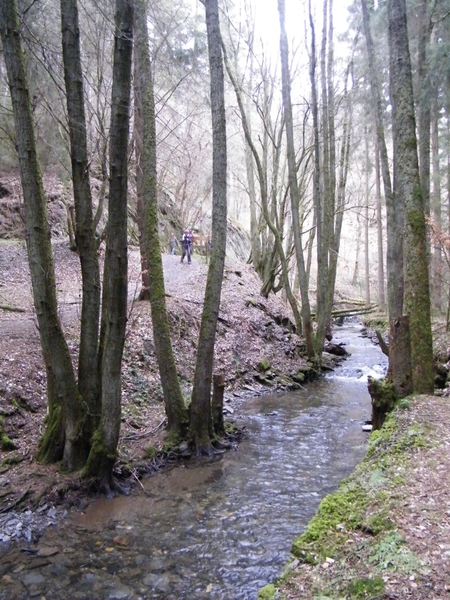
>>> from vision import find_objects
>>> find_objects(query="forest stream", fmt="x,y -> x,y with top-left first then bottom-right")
0,322 -> 387,600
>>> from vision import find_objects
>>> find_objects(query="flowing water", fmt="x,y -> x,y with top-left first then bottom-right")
0,323 -> 386,599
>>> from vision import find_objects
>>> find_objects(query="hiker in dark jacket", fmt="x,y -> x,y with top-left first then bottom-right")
180,229 -> 193,264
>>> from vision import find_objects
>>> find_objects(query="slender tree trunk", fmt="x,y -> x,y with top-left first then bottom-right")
133,29 -> 151,301
431,62 -> 442,310
308,0 -> 351,354
84,0 -> 133,489
60,0 -> 101,448
0,0 -> 84,470
417,0 -> 432,217
375,136 -> 386,309
135,0 -> 188,435
222,44 -> 302,334
364,126 -> 371,306
243,55 -> 262,272
352,208 -> 361,286
388,0 -> 434,393
361,0 -> 402,320
278,0 -> 314,357
190,0 -> 227,454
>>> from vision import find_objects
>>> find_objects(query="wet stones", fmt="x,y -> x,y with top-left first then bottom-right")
0,505 -> 66,546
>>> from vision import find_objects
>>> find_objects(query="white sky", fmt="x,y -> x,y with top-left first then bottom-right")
253,0 -> 353,50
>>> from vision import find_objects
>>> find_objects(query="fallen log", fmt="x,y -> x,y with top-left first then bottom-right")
0,304 -> 26,313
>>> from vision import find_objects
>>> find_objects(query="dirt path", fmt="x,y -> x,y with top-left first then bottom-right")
0,243 -> 207,333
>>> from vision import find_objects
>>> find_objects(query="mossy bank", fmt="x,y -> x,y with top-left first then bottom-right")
258,394 -> 450,600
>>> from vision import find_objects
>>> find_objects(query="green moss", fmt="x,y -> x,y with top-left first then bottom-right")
346,576 -> 385,598
291,484 -> 366,560
162,432 -> 182,453
369,378 -> 397,429
1,454 -> 25,466
274,396 -> 437,598
0,417 -> 17,451
363,313 -> 388,333
257,358 -> 271,372
292,370 -> 305,383
1,434 -> 17,451
257,584 -> 277,599
398,397 -> 411,410
366,413 -> 398,457
37,404 -> 63,463
363,513 -> 395,536
144,445 -> 157,459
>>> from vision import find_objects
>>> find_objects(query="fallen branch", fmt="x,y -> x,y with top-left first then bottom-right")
131,469 -> 145,491
375,330 -> 389,357
0,304 -> 26,313
331,305 -> 378,317
122,418 -> 166,441
0,488 -> 31,513
311,305 -> 378,319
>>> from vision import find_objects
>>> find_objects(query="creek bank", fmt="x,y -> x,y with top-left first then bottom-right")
260,394 -> 450,600
0,345 -> 346,555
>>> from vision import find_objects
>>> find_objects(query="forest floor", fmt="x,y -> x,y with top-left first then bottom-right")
0,240 -> 318,512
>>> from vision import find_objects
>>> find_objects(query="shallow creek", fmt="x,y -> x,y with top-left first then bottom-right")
0,323 -> 386,599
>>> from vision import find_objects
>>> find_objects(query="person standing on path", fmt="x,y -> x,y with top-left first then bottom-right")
180,229 -> 193,264
169,233 -> 179,255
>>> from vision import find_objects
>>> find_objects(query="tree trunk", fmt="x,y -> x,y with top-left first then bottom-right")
134,0 -> 188,435
431,59 -> 442,311
84,0 -> 133,491
132,25 -> 151,301
364,126 -> 371,306
212,373 -> 225,437
375,136 -> 386,310
0,0 -> 85,470
388,0 -> 434,393
60,0 -> 101,449
361,0 -> 402,320
278,0 -> 314,357
190,0 -> 227,455
368,377 -> 397,431
387,316 -> 413,398
416,0 -> 432,218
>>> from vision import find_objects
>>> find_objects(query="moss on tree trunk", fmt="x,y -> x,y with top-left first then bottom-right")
368,377 -> 397,431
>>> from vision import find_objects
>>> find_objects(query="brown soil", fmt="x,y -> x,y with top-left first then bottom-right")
0,240 -> 313,511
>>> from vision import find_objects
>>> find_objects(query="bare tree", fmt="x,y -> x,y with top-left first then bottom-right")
60,0 -> 101,450
278,0 -> 314,356
361,0 -> 402,320
0,0 -> 85,470
84,0 -> 134,490
134,0 -> 189,435
388,0 -> 433,393
190,0 -> 227,454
